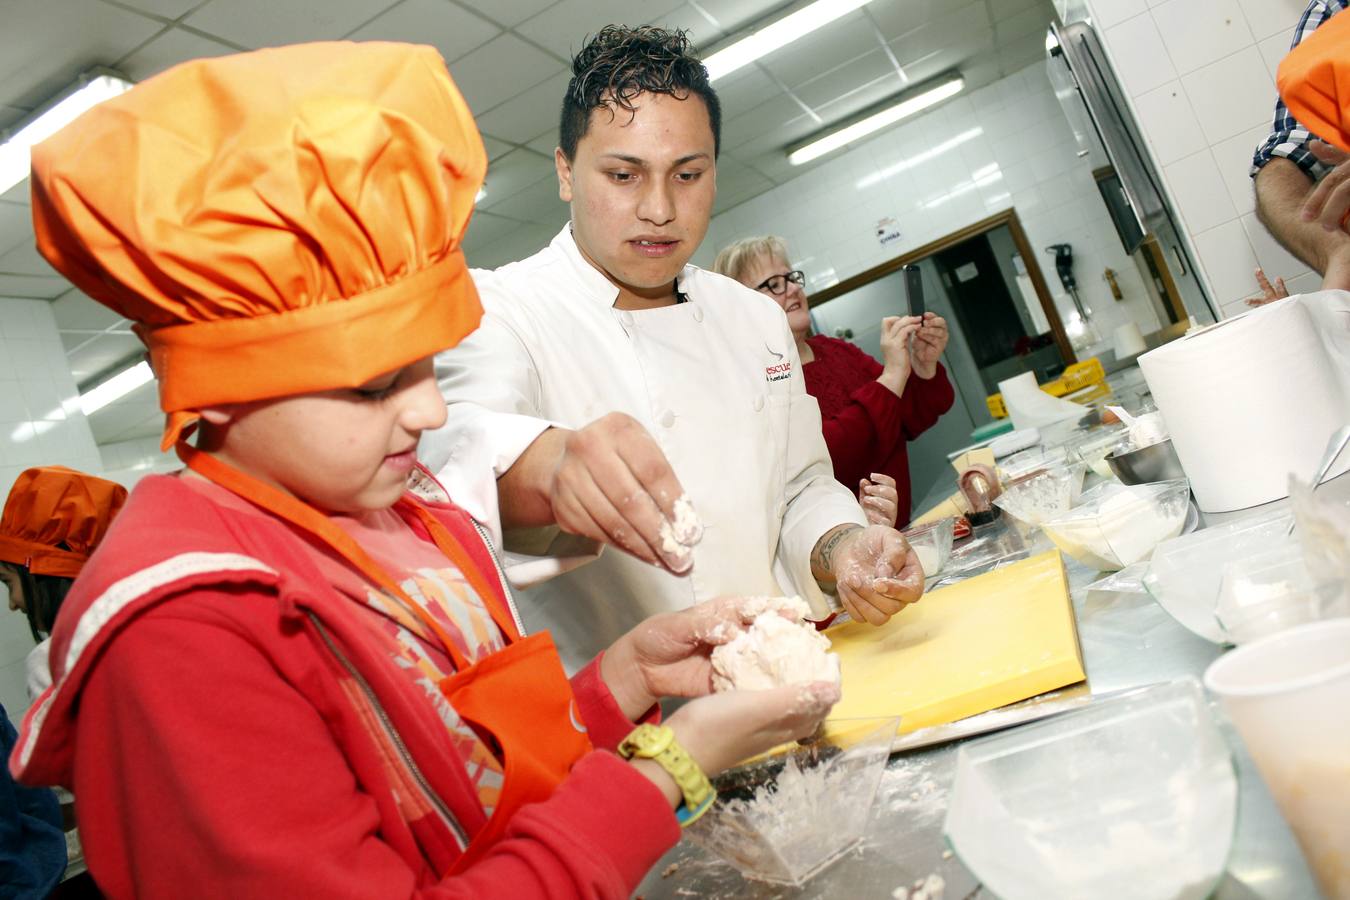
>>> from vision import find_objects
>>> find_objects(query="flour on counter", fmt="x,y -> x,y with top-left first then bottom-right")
913,544 -> 940,576
711,598 -> 840,692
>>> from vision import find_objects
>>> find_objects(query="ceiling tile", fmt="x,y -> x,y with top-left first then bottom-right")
0,203 -> 31,257
0,105 -> 31,132
868,0 -> 972,42
995,5 -> 1054,43
0,273 -> 65,300
183,0 -> 394,49
691,0 -> 782,34
115,26 -> 238,82
0,0 -> 161,112
711,157 -> 773,213
513,0 -> 693,58
447,33 -> 566,115
759,11 -> 878,89
463,210 -> 529,258
482,174 -> 567,225
480,135 -> 516,160
719,92 -> 812,152
474,72 -> 570,144
998,35 -> 1049,75
51,289 -> 126,333
1,182 -> 29,205
659,3 -> 725,48
463,0 -> 557,29
346,0 -> 501,62
478,147 -> 555,212
0,242 -> 58,278
712,66 -> 781,119
793,48 -> 900,112
114,0 -> 210,19
890,4 -> 992,68
526,129 -> 559,156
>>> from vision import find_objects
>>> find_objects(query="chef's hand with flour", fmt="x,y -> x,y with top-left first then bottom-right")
601,597 -> 839,792
812,524 -> 924,625
499,411 -> 701,574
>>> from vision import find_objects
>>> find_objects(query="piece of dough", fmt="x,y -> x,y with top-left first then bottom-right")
711,597 -> 841,692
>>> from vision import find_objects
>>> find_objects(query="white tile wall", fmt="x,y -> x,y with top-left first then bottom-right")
1085,0 -> 1314,313
98,435 -> 179,488
695,61 -> 1164,355
0,296 -> 105,727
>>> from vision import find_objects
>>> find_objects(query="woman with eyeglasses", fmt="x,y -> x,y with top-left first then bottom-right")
714,236 -> 954,529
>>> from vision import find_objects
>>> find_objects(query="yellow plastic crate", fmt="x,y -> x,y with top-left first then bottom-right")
985,358 -> 1105,419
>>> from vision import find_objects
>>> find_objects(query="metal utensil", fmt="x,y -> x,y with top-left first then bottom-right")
1288,424 -> 1350,535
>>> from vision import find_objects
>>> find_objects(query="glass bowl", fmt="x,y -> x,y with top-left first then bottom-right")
683,717 -> 897,886
903,517 -> 954,578
1040,480 -> 1190,570
943,679 -> 1237,900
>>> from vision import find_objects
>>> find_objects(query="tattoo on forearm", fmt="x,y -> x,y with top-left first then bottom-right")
814,524 -> 864,575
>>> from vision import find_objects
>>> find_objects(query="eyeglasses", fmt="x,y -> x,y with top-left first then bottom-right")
755,270 -> 806,295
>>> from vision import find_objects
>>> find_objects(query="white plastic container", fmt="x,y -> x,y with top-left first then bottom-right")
1204,619 -> 1350,899
943,679 -> 1237,900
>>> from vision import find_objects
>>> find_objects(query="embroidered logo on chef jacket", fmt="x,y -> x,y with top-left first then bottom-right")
764,343 -> 792,382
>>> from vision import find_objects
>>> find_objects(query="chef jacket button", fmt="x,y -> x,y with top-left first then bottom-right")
753,395 -> 765,412
692,306 -> 704,323
619,310 -> 635,327
659,409 -> 676,428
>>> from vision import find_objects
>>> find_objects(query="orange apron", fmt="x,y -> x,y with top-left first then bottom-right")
179,445 -> 594,873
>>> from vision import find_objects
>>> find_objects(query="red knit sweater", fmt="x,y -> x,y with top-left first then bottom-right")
802,334 -> 955,527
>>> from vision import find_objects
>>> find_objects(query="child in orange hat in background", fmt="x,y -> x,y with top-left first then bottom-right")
9,42 -> 839,898
0,466 -> 127,698
0,466 -> 124,898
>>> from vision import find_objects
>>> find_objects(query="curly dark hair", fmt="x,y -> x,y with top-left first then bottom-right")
559,25 -> 722,160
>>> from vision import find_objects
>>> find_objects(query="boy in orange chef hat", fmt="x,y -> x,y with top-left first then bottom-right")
9,43 -> 839,898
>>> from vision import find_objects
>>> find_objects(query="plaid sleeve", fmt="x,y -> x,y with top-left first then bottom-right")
1251,0 -> 1347,179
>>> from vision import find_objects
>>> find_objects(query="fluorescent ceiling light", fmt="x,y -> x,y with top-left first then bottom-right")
0,72 -> 134,195
80,360 -> 154,416
788,76 -> 965,166
475,187 -> 486,204
703,0 -> 879,82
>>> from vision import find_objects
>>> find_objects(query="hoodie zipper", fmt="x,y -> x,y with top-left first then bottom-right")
468,519 -> 527,638
309,613 -> 470,849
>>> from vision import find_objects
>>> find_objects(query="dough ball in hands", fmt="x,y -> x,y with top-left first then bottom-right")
710,596 -> 841,693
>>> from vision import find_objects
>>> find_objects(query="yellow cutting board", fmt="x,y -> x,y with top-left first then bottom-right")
825,550 -> 1085,734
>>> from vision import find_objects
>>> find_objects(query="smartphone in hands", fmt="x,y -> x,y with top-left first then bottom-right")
903,265 -> 925,319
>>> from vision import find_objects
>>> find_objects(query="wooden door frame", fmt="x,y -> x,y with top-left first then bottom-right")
807,208 -> 1077,365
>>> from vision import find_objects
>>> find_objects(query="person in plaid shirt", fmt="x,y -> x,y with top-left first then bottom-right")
1252,1 -> 1350,292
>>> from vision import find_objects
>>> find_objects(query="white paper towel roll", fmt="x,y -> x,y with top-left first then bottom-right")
998,371 -> 1083,431
1138,296 -> 1350,512
1113,322 -> 1146,359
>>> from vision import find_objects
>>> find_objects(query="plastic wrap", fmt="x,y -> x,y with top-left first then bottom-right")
1040,480 -> 1189,571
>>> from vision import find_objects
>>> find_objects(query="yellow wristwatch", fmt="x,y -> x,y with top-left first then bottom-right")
618,724 -> 716,827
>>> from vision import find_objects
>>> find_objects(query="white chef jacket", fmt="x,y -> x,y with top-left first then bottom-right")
423,227 -> 866,671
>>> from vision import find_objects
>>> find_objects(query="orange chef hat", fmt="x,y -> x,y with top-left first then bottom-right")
30,42 -> 487,450
1278,11 -> 1350,153
0,467 -> 127,578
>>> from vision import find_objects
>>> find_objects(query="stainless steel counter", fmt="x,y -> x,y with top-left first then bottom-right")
636,388 -> 1326,900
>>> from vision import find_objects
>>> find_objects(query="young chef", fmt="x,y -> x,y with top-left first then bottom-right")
10,42 -> 838,897
427,26 -> 926,670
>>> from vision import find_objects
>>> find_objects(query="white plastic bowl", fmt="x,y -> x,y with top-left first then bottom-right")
993,464 -> 1087,530
943,679 -> 1237,900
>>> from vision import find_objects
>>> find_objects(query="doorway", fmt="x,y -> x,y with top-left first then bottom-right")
806,209 -> 1072,501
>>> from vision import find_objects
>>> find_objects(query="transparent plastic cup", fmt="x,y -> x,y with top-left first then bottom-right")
683,717 -> 898,886
1204,619 -> 1350,899
902,517 -> 954,578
